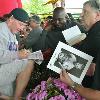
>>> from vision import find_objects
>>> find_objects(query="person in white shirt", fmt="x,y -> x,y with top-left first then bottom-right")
0,8 -> 35,100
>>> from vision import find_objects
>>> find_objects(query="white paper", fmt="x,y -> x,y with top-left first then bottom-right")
34,60 -> 43,65
47,41 -> 93,84
28,50 -> 44,65
62,25 -> 83,44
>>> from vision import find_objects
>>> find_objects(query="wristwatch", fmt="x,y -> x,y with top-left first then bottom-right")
71,82 -> 80,89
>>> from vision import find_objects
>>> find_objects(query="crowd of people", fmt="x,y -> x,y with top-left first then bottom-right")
0,0 -> 100,100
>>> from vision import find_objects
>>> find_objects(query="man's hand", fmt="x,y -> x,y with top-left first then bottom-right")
60,69 -> 74,87
18,49 -> 31,59
0,93 -> 11,100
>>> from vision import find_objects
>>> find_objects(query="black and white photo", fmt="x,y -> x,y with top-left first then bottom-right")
47,41 -> 93,84
54,48 -> 88,78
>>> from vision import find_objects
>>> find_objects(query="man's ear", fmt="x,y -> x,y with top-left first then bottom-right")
95,11 -> 100,21
8,16 -> 15,23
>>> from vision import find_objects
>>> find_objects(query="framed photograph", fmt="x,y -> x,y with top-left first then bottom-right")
47,41 -> 93,84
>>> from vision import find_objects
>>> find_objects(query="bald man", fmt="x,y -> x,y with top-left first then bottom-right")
33,7 -> 85,54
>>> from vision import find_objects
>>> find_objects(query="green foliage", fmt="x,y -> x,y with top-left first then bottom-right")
22,0 -> 53,16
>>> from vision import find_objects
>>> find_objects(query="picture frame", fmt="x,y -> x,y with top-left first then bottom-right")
47,41 -> 93,84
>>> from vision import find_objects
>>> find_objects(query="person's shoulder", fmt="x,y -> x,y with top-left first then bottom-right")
0,22 -> 7,34
0,22 -> 6,28
0,22 -> 11,40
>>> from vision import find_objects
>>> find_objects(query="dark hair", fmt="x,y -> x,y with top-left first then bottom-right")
3,14 -> 12,21
46,16 -> 53,20
0,17 -> 5,22
53,7 -> 66,20
29,15 -> 41,24
53,7 -> 65,14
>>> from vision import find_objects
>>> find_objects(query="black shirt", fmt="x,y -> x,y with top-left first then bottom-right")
74,21 -> 100,63
92,51 -> 100,90
44,20 -> 85,53
73,21 -> 100,88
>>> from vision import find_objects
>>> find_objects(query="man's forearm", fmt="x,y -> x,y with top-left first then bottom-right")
74,85 -> 100,100
14,60 -> 34,100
